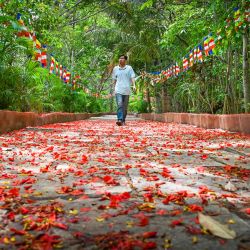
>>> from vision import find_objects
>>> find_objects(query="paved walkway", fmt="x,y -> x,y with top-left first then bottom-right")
0,115 -> 249,249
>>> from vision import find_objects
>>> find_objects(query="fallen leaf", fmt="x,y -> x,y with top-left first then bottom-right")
192,236 -> 198,244
245,208 -> 250,215
96,217 -> 105,222
10,228 -> 26,235
103,175 -> 118,185
80,207 -> 91,212
224,181 -> 237,192
138,203 -> 155,211
198,213 -> 236,239
142,232 -> 157,238
170,218 -> 184,227
188,204 -> 203,212
69,209 -> 78,215
52,222 -> 68,230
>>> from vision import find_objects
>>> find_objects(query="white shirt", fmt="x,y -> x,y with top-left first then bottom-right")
112,65 -> 135,95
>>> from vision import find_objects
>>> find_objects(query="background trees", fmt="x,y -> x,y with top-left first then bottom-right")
0,0 -> 248,113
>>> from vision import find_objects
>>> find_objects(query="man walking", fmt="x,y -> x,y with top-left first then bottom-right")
112,55 -> 135,126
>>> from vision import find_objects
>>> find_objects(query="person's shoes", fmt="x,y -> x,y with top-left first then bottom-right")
122,121 -> 126,126
116,120 -> 122,126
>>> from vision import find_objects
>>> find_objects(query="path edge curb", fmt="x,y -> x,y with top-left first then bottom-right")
138,113 -> 250,135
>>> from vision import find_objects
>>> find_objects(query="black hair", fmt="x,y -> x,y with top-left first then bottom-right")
119,55 -> 128,60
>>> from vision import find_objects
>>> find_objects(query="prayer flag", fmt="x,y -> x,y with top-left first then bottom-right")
66,72 -> 71,83
189,51 -> 194,67
49,56 -> 55,74
56,62 -> 59,75
63,68 -> 67,82
41,51 -> 47,68
60,65 -> 63,79
203,38 -> 209,56
197,44 -> 203,62
175,63 -> 180,76
193,47 -> 197,63
208,37 -> 215,55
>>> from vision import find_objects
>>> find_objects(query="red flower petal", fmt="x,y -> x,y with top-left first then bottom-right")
170,218 -> 184,227
188,204 -> 203,212
142,232 -> 157,238
245,208 -> 250,215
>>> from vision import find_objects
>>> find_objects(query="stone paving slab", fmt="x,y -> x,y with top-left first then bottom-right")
0,116 -> 249,249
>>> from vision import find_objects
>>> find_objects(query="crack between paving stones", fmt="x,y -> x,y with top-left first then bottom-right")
222,147 -> 248,157
209,156 -> 228,165
222,200 -> 250,223
24,194 -> 83,201
125,168 -> 140,198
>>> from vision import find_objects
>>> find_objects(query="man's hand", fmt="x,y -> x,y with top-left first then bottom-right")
131,78 -> 136,92
132,84 -> 136,92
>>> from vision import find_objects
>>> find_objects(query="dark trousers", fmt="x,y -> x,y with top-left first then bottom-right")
115,94 -> 129,122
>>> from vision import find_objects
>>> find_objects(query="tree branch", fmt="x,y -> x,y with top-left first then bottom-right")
60,0 -> 85,16
176,34 -> 189,47
68,5 -> 111,26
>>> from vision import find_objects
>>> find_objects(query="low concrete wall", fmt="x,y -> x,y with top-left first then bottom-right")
1,111 -> 249,135
139,113 -> 250,134
0,111 -> 107,134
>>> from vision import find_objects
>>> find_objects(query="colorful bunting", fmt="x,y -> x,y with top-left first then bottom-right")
193,47 -> 197,63
189,51 -> 194,67
197,45 -> 203,63
183,57 -> 189,71
234,8 -> 242,29
17,6 -> 249,96
141,5 -> 249,85
175,63 -> 180,76
49,56 -> 55,74
56,62 -> 59,75
203,38 -> 209,56
60,65 -> 63,79
14,13 -> 99,97
41,51 -> 47,68
63,68 -> 67,82
66,72 -> 71,83
208,36 -> 215,55
35,50 -> 42,63
31,32 -> 41,49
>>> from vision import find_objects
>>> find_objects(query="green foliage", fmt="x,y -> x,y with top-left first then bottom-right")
0,2 -> 111,113
129,95 -> 148,113
0,0 -> 248,114
140,0 -> 154,11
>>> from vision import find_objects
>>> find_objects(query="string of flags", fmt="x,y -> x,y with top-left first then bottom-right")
16,13 -> 112,100
142,6 -> 250,83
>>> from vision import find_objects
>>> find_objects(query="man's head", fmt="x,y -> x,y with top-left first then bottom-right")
119,55 -> 127,66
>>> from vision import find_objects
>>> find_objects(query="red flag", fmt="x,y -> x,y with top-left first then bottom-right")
49,57 -> 55,74
41,51 -> 47,67
66,72 -> 71,83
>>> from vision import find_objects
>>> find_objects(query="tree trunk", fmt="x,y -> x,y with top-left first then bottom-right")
161,83 -> 169,112
155,83 -> 162,113
146,81 -> 152,113
223,46 -> 233,114
109,85 -> 114,112
242,6 -> 250,112
234,49 -> 240,113
71,13 -> 76,72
